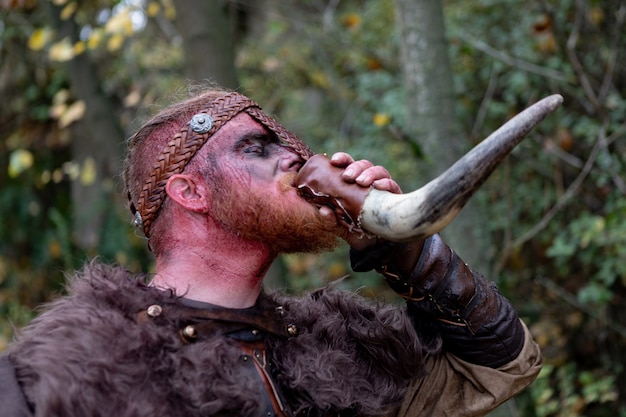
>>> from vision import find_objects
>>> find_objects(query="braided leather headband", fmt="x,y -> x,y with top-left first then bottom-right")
130,92 -> 315,238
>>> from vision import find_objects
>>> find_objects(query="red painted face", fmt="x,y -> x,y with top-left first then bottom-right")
196,113 -> 341,253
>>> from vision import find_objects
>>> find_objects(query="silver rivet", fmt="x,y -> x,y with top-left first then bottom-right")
190,113 -> 213,133
133,211 -> 143,229
146,304 -> 162,317
182,325 -> 197,340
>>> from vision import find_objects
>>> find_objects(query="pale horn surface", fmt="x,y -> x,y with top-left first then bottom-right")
360,94 -> 564,242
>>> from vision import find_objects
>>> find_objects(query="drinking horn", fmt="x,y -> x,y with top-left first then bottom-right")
296,94 -> 563,242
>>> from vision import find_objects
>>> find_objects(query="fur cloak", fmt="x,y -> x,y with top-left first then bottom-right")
9,262 -> 437,417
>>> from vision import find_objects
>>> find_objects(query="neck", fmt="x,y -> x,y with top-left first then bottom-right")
150,229 -> 276,309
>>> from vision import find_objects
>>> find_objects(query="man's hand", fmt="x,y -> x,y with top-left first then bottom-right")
328,153 -> 401,249
328,152 -> 401,194
295,152 -> 402,250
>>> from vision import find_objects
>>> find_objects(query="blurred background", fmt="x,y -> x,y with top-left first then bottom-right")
1,0 -> 624,415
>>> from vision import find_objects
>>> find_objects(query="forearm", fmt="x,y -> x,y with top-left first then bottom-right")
351,234 -> 525,368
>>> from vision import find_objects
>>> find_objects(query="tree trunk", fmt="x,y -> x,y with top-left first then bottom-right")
47,3 -> 124,253
395,4 -> 516,416
394,0 -> 490,273
172,0 -> 239,88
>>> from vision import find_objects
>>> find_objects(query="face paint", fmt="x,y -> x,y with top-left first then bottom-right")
129,92 -> 315,238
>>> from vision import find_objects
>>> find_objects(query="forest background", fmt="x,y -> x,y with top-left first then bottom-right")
1,0 -> 625,416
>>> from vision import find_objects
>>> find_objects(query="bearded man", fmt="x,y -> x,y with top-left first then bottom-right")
1,87 -> 542,417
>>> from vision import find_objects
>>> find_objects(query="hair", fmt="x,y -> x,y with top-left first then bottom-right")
123,84 -> 231,253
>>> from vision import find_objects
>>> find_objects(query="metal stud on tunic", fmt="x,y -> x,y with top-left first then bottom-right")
146,304 -> 162,317
182,325 -> 198,340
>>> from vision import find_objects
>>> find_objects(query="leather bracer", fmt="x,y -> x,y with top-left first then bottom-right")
351,235 -> 526,368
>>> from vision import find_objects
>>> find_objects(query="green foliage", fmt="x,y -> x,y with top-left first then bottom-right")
531,363 -> 619,417
1,0 -> 625,415
547,192 -> 626,304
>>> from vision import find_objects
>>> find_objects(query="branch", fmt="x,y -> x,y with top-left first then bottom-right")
322,0 -> 340,31
598,121 -> 626,195
491,122 -> 606,278
598,2 -> 626,103
459,33 -> 570,83
565,0 -> 602,113
534,275 -> 626,339
470,64 -> 500,139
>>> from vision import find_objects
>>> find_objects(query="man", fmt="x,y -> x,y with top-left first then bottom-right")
1,87 -> 541,417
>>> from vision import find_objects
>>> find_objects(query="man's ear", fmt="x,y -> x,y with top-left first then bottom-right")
165,174 -> 210,213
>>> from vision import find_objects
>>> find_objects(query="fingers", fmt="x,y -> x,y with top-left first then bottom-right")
372,178 -> 402,194
328,152 -> 401,193
329,152 -> 355,165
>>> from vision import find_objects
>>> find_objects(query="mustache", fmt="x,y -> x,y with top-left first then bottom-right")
279,172 -> 299,192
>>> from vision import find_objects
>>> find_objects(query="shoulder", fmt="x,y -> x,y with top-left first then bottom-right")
274,285 -> 412,329
269,285 -> 422,367
0,354 -> 33,417
266,286 -> 427,414
65,260 -> 149,301
38,261 -> 155,318
9,261 -> 160,352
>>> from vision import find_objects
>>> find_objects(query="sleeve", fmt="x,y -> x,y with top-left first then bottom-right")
0,354 -> 33,417
351,234 -> 531,368
392,321 -> 542,417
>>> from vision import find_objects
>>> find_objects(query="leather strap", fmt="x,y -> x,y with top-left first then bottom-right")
135,299 -> 294,341
239,340 -> 290,417
134,301 -> 295,416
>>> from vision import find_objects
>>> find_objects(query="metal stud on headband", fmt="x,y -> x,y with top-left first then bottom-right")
130,92 -> 314,239
189,113 -> 213,133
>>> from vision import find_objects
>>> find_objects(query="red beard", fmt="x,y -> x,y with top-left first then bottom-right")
207,172 -> 342,254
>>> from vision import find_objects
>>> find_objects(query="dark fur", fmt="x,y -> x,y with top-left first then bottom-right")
10,263 -> 436,417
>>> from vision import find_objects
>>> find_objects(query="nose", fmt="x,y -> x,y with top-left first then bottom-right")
279,146 -> 305,172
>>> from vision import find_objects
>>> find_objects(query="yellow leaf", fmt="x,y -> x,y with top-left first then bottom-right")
588,7 -> 604,26
342,13 -> 361,29
28,28 -> 52,51
87,28 -> 104,50
49,38 -> 74,62
49,102 -> 67,119
52,88 -> 70,105
8,149 -> 34,178
52,168 -> 64,183
62,161 -> 80,180
60,2 -> 77,20
164,2 -> 176,20
41,170 -> 51,184
310,71 -> 329,89
81,157 -> 97,185
115,251 -> 128,265
124,90 -> 142,107
107,33 -> 124,52
58,100 -> 85,128
105,10 -> 133,35
373,113 -> 391,127
73,40 -> 85,55
147,1 -> 161,17
48,239 -> 62,259
328,262 -> 347,279
0,257 -> 7,285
